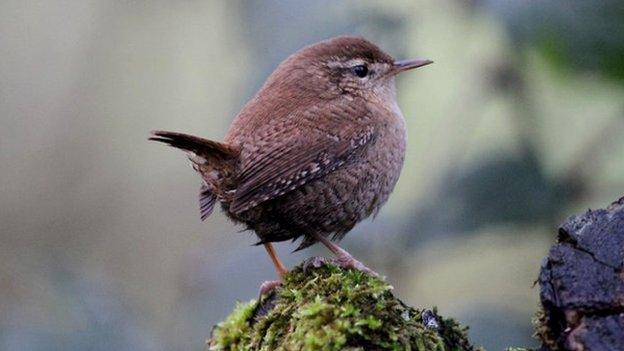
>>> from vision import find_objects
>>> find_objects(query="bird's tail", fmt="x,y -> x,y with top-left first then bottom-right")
149,130 -> 237,161
149,130 -> 239,220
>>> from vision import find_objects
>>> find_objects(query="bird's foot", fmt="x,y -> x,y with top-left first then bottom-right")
302,256 -> 332,272
258,280 -> 282,297
302,255 -> 379,277
336,253 -> 379,277
311,233 -> 380,277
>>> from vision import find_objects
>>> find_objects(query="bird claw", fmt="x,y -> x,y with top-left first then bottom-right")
302,255 -> 379,277
302,256 -> 332,273
258,280 -> 282,297
336,254 -> 380,277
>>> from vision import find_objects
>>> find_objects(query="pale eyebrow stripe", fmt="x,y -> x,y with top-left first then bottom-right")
327,58 -> 367,69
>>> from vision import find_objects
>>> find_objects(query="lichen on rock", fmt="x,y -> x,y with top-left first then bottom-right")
208,261 -> 478,351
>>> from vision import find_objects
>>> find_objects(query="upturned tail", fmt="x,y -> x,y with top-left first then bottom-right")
149,130 -> 239,220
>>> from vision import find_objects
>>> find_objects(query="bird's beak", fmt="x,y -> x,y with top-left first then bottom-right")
392,59 -> 433,74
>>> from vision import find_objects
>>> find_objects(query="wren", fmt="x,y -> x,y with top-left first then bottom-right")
150,36 -> 432,278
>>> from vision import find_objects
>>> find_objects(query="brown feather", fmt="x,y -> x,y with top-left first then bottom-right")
149,130 -> 239,220
230,100 -> 377,214
149,131 -> 238,161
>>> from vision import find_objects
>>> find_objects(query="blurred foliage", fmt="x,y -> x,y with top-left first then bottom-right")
408,151 -> 562,241
481,0 -> 624,82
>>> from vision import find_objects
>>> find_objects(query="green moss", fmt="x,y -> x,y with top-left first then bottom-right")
531,307 -> 557,350
208,262 -> 479,351
209,300 -> 257,350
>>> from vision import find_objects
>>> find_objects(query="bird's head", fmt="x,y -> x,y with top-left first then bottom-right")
262,36 -> 432,101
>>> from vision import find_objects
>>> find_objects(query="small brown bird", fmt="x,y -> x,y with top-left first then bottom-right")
150,36 -> 431,279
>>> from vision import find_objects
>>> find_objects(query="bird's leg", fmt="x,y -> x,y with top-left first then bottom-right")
259,243 -> 287,296
264,242 -> 288,278
312,233 -> 378,276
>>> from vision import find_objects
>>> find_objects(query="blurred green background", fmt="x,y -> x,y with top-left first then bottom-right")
2,1 -> 623,350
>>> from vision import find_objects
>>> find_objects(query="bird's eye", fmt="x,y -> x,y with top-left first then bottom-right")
352,65 -> 369,78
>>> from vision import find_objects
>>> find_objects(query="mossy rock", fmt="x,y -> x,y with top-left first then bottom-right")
208,260 -> 479,351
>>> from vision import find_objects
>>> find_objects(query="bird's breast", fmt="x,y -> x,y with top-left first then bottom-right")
339,101 -> 406,217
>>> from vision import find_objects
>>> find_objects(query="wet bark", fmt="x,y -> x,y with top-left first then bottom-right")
536,197 -> 624,350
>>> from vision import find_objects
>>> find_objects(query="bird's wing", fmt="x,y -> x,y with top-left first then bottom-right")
230,102 -> 377,214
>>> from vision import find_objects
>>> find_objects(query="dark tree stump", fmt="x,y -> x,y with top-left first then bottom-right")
537,197 -> 624,350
